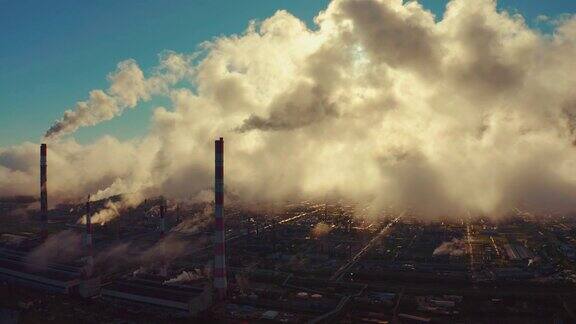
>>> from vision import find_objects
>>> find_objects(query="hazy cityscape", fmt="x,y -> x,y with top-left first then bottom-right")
2,141 -> 576,322
1,0 -> 576,323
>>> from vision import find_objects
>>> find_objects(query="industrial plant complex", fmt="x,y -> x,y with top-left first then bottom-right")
1,140 -> 576,323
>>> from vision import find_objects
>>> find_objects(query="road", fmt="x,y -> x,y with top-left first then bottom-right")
226,209 -> 319,242
330,214 -> 402,281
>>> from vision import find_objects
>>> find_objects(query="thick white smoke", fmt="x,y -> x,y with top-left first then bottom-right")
44,53 -> 193,138
433,239 -> 467,256
1,0 -> 576,219
311,222 -> 333,237
77,194 -> 144,225
163,269 -> 205,285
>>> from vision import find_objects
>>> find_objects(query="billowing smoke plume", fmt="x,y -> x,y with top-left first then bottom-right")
433,239 -> 467,256
78,194 -> 143,225
163,268 -> 205,285
311,222 -> 333,237
44,53 -> 193,139
2,0 -> 576,219
81,200 -> 120,225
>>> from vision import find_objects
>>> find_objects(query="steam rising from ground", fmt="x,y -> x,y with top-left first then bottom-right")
433,239 -> 467,257
24,212 -> 211,272
311,222 -> 333,237
2,0 -> 576,219
163,268 -> 206,285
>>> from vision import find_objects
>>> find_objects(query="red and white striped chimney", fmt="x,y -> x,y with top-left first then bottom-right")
40,144 -> 48,239
213,137 -> 227,300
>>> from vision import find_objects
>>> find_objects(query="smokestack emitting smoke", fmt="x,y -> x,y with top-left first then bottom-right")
43,54 -> 191,139
40,144 -> 48,239
213,137 -> 227,300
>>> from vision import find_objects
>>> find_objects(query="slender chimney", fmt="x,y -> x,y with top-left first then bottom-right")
159,197 -> 168,277
85,195 -> 93,248
83,195 -> 94,278
213,137 -> 227,300
160,197 -> 166,236
40,144 -> 48,239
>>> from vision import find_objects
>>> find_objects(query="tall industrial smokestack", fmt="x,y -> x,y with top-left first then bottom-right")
85,195 -> 93,248
160,197 -> 166,236
83,195 -> 94,278
40,144 -> 48,239
159,197 -> 168,277
213,137 -> 227,300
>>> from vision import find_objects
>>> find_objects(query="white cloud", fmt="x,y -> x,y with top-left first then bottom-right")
2,0 -> 576,219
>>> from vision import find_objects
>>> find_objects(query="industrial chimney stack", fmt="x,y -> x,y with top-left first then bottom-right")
160,197 -> 166,236
159,197 -> 168,277
213,137 -> 227,300
84,195 -> 94,278
85,196 -> 93,249
40,144 -> 48,239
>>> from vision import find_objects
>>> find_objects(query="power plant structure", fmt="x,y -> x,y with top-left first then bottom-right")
3,142 -> 574,322
159,197 -> 168,277
85,196 -> 93,249
84,196 -> 94,278
160,197 -> 167,237
213,137 -> 228,300
40,143 -> 48,239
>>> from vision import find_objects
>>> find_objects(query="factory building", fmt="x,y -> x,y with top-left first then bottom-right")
0,247 -> 99,297
0,257 -> 80,294
101,276 -> 212,316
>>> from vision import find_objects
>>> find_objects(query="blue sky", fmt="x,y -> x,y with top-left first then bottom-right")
0,0 -> 574,147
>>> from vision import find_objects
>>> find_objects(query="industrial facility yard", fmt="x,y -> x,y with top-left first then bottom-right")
3,0 -> 576,322
2,190 -> 576,323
